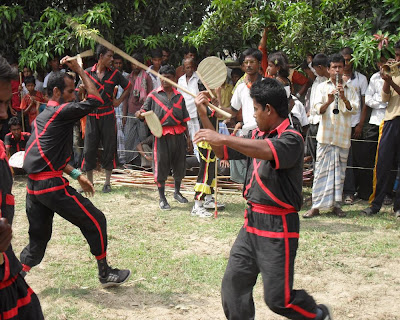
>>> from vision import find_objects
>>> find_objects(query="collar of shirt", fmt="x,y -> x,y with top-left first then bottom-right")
155,86 -> 180,97
47,100 -> 60,107
327,78 -> 349,88
255,118 -> 290,137
90,63 -> 112,73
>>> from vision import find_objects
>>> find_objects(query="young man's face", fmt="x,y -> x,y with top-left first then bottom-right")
253,100 -> 270,132
131,62 -> 141,74
162,50 -> 170,64
50,58 -> 61,72
243,56 -> 259,76
100,50 -> 114,68
113,59 -> 123,71
329,61 -> 344,81
231,73 -> 241,86
0,80 -> 12,120
152,57 -> 162,70
61,77 -> 76,103
342,54 -> 352,73
161,73 -> 175,89
183,61 -> 195,77
26,83 -> 35,94
10,124 -> 21,139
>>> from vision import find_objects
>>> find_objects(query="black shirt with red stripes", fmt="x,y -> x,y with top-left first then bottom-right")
222,118 -> 304,212
84,64 -> 131,107
23,95 -> 104,174
4,132 -> 30,155
142,86 -> 190,133
0,140 -> 22,282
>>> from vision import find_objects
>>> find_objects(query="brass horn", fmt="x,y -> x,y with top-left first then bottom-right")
382,60 -> 400,77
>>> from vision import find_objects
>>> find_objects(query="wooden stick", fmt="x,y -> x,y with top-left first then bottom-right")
74,28 -> 231,119
196,71 -> 215,99
62,50 -> 94,63
214,120 -> 219,218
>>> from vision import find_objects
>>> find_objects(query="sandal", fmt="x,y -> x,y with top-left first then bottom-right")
333,207 -> 346,218
303,209 -> 320,219
360,207 -> 378,216
344,194 -> 354,205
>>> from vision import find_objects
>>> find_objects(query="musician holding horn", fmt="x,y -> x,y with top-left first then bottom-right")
303,54 -> 359,219
361,40 -> 400,218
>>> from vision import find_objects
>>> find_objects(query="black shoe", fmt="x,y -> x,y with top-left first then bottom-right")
99,267 -> 131,288
174,192 -> 188,203
317,304 -> 333,320
159,199 -> 171,210
360,207 -> 378,216
102,184 -> 112,193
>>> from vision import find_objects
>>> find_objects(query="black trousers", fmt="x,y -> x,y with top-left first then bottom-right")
20,176 -> 108,269
153,133 -> 186,184
221,206 -> 318,320
0,275 -> 44,320
371,117 -> 400,211
82,108 -> 117,171
305,124 -> 318,167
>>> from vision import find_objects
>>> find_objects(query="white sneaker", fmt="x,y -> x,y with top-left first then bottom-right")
191,206 -> 213,218
203,198 -> 225,210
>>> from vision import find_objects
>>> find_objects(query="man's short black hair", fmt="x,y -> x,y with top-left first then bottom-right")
8,116 -> 21,127
242,48 -> 262,62
113,53 -> 123,61
184,46 -> 197,56
394,40 -> 400,49
250,78 -> 288,119
47,72 -> 74,98
340,47 -> 353,56
96,44 -> 111,60
132,53 -> 144,64
231,68 -> 244,78
24,76 -> 36,85
312,53 -> 329,67
151,48 -> 163,59
328,53 -> 345,67
159,65 -> 175,76
0,55 -> 18,82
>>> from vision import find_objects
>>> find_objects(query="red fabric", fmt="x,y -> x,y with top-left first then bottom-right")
291,70 -> 308,86
10,80 -> 21,111
28,171 -> 63,181
161,125 -> 186,136
2,287 -> 35,319
20,91 -> 45,124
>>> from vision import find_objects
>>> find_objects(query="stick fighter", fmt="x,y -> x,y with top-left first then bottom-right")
19,56 -> 131,288
0,55 -> 44,319
193,78 -> 332,320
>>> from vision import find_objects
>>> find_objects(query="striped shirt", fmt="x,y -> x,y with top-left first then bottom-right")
314,79 -> 359,149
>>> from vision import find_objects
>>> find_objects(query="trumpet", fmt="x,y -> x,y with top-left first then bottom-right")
382,60 -> 400,77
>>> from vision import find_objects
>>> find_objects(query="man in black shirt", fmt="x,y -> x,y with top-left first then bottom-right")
82,45 -> 131,193
193,79 -> 332,320
4,116 -> 30,157
20,56 -> 130,288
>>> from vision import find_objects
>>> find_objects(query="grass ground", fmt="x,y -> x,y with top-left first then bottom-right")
10,174 -> 400,320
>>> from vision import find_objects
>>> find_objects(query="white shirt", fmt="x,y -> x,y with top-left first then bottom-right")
43,69 -> 65,89
308,75 -> 328,125
177,72 -> 199,119
344,71 -> 368,127
231,82 -> 257,135
146,66 -> 161,90
365,72 -> 387,126
291,98 -> 309,127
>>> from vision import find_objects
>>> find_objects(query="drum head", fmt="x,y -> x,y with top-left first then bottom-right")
197,57 -> 227,89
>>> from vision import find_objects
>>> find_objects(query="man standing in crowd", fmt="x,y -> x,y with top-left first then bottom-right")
193,78 -> 333,320
304,54 -> 359,218
147,49 -> 163,90
81,45 -> 131,193
362,41 -> 400,218
0,55 -> 44,319
4,116 -> 30,157
43,55 -> 64,90
137,65 -> 190,210
340,47 -> 369,204
112,54 -> 129,165
177,58 -> 199,159
19,56 -> 131,288
123,53 -> 153,166
306,53 -> 329,166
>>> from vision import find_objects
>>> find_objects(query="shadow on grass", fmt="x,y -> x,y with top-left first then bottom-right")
38,284 -> 205,312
